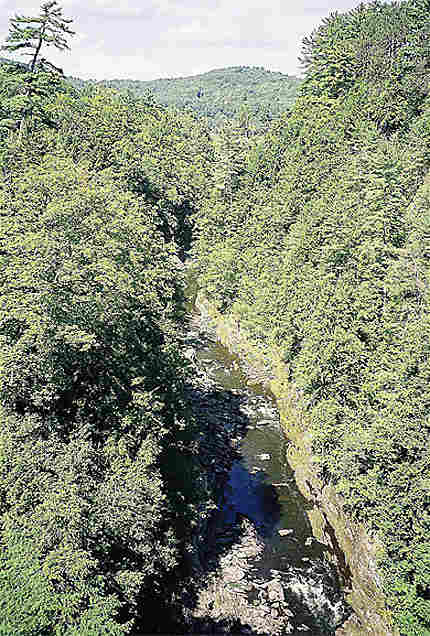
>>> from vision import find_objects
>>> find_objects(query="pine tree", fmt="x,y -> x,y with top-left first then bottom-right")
0,2 -> 74,140
2,1 -> 74,74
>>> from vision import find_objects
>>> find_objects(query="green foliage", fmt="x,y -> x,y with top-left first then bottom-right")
192,2 -> 430,634
0,513 -> 127,635
0,158 -> 184,418
3,0 -> 430,632
300,0 -> 430,134
0,62 -> 72,143
37,85 -> 214,253
0,1 -> 74,144
0,155 -> 190,631
0,38 -> 213,631
69,66 -> 301,131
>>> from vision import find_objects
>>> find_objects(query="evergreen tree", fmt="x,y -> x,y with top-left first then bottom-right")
192,2 -> 430,633
0,2 -> 74,141
2,1 -> 74,74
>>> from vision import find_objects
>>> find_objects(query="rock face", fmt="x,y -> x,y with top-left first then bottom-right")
272,376 -> 398,636
195,293 -> 399,636
268,579 -> 285,603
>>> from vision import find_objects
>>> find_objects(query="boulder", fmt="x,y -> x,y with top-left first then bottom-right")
224,566 -> 245,582
267,579 -> 285,603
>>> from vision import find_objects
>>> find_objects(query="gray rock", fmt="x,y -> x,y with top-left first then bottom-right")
267,579 -> 285,603
224,566 -> 246,582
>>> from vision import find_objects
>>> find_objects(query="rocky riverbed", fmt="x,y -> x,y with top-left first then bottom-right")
177,307 -> 350,635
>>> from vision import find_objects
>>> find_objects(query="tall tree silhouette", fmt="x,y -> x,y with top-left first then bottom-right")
2,1 -> 74,74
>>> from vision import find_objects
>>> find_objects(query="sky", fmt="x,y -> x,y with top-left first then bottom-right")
0,0 -> 370,81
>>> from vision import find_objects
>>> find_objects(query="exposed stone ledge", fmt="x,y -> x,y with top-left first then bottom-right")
195,292 -> 399,636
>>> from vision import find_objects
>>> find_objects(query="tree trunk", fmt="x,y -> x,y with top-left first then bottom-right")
18,117 -> 26,143
30,22 -> 46,72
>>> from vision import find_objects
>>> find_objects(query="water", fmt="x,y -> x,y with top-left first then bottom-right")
190,308 -> 350,634
196,336 -> 325,561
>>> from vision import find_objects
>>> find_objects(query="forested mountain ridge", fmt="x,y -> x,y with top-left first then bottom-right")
0,57 -> 301,130
69,66 -> 301,129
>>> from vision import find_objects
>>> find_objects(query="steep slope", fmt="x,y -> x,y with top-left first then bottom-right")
0,64 -> 216,634
192,1 -> 430,634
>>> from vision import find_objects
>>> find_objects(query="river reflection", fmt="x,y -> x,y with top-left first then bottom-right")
181,298 -> 351,634
196,335 -> 328,568
221,461 -> 281,537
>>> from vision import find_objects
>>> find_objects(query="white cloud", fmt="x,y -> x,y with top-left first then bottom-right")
0,0 -> 370,80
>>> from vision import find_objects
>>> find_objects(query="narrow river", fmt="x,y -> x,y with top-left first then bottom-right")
183,294 -> 350,635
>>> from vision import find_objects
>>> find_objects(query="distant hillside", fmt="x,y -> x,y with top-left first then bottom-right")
0,59 -> 301,129
70,66 -> 301,129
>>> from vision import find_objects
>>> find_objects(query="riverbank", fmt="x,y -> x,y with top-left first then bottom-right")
176,303 -> 348,635
194,293 -> 399,636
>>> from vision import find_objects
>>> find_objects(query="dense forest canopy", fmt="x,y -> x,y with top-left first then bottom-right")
68,66 -> 302,131
0,4 -> 216,633
0,0 -> 429,634
1,60 -> 302,132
